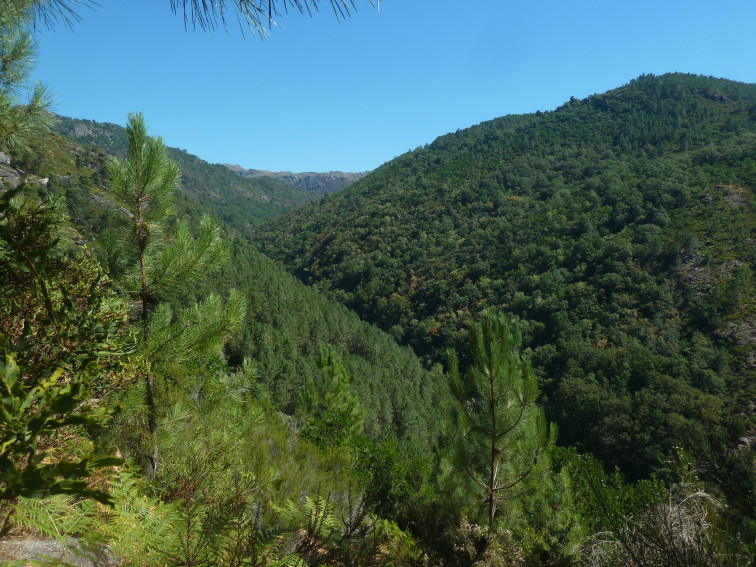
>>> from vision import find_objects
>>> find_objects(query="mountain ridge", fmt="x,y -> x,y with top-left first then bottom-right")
255,72 -> 756,479
223,163 -> 369,195
51,115 -> 319,231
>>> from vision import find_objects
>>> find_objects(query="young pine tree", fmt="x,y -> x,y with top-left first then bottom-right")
107,113 -> 235,475
299,345 -> 364,449
447,309 -> 554,529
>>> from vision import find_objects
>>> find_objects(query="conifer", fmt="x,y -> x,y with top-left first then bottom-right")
0,0 -> 52,155
447,309 -> 554,528
107,113 -> 235,475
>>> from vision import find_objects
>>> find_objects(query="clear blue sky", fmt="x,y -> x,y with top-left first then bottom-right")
32,0 -> 756,173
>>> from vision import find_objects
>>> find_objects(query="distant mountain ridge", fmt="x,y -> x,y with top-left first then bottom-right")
52,115 -> 319,231
224,164 -> 369,195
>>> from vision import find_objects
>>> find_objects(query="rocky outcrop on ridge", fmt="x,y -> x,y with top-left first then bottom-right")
224,165 -> 368,195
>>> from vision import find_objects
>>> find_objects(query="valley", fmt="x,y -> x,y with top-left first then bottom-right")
1,9 -> 754,559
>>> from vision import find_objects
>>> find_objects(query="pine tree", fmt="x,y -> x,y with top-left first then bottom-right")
0,0 -> 53,155
447,309 -> 553,528
107,113 -> 236,475
299,345 -> 364,449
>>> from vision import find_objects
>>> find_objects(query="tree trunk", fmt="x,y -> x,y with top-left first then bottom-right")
139,229 -> 158,477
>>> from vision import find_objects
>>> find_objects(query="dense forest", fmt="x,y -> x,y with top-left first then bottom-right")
1,2 -> 755,563
257,73 -> 756,479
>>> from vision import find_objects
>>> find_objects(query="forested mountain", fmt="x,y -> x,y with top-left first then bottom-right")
4,58 -> 756,563
2,113 -> 447,562
224,163 -> 369,195
52,115 -> 319,230
256,73 -> 756,480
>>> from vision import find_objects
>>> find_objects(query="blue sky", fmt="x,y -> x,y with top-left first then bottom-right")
32,0 -> 756,173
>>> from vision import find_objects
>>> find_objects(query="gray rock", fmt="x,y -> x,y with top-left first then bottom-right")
73,123 -> 92,138
118,206 -> 134,219
0,166 -> 21,189
0,538 -> 115,566
0,152 -> 9,165
37,177 -> 49,189
91,194 -> 109,207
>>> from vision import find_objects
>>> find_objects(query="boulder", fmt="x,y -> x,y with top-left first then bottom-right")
0,166 -> 21,189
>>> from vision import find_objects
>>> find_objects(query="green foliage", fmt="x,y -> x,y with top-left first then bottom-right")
566,451 -> 751,567
170,147 -> 317,231
512,465 -> 584,565
276,490 -> 420,566
9,66 -> 756,565
257,73 -> 756,482
104,113 -> 243,478
152,396 -> 270,566
299,346 -> 365,449
19,112 -> 432,566
108,112 -> 180,231
186,238 -> 444,448
148,290 -> 246,375
0,185 -> 123,504
6,471 -> 180,566
564,449 -> 667,539
51,114 -> 319,234
447,309 -> 553,527
99,471 -> 182,565
106,114 -> 231,309
150,215 -> 229,299
0,338 -> 119,503
6,494 -> 99,542
0,0 -> 53,155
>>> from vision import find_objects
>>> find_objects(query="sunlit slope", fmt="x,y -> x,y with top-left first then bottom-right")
256,73 -> 756,477
53,115 -> 319,231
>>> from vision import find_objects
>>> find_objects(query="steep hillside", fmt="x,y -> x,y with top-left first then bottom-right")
256,73 -> 756,478
224,164 -> 368,195
185,238 -> 446,446
52,115 -> 318,231
13,117 -> 443,449
0,124 -> 445,564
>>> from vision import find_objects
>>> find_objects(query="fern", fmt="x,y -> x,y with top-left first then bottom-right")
102,470 -> 182,564
10,495 -> 89,539
7,495 -> 108,566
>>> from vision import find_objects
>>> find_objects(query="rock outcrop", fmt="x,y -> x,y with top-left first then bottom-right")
223,165 -> 369,195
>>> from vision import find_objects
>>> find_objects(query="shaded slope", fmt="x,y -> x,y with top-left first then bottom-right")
256,73 -> 756,477
15,121 -> 443,450
178,237 -> 446,447
5,114 -> 444,449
